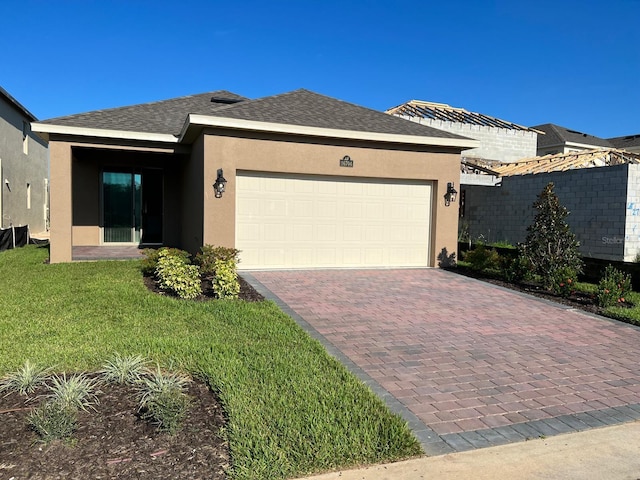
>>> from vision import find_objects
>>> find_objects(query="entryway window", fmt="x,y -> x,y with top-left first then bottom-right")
103,172 -> 142,243
102,169 -> 163,244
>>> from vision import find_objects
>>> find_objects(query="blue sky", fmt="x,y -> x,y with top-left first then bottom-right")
2,0 -> 639,138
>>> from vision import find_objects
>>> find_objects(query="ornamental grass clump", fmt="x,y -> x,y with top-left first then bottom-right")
138,365 -> 192,434
47,373 -> 100,412
99,353 -> 149,385
596,265 -> 632,307
0,360 -> 51,397
28,401 -> 78,443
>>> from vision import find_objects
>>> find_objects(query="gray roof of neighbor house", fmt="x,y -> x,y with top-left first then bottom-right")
532,123 -> 613,149
0,86 -> 38,121
386,100 -> 538,132
39,88 -> 469,141
608,133 -> 640,149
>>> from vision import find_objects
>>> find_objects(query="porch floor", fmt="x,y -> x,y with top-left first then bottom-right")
72,246 -> 146,261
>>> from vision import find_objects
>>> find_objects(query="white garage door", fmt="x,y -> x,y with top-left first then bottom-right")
236,172 -> 432,269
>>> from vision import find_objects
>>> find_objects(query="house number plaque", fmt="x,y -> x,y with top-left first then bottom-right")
340,155 -> 353,167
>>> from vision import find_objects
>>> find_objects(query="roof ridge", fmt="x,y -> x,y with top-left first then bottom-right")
45,90 -> 247,122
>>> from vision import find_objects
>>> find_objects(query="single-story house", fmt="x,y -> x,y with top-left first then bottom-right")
32,89 -> 477,268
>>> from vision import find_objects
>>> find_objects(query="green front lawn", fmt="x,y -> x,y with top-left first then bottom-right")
0,246 -> 421,479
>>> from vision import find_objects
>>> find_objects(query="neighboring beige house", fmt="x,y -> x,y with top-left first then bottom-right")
532,123 -> 613,156
0,86 -> 49,233
32,89 -> 477,267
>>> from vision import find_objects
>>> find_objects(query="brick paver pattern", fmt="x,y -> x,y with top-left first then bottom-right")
251,269 -> 640,440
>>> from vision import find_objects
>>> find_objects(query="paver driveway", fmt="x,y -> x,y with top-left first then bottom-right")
245,269 -> 640,454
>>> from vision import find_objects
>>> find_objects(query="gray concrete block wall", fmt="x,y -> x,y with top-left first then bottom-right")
624,165 -> 640,262
463,165 -> 629,261
396,115 -> 537,163
0,97 -> 49,232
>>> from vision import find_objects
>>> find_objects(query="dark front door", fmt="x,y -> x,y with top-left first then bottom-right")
141,169 -> 163,244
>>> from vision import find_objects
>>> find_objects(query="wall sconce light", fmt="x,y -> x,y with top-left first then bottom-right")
213,168 -> 227,198
444,182 -> 458,206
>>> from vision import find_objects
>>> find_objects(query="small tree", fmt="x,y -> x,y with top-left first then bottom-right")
519,182 -> 583,290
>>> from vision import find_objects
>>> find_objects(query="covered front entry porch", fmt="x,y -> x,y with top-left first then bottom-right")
49,141 -> 192,263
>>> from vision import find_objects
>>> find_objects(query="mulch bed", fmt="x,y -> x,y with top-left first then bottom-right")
0,378 -> 229,479
143,274 -> 265,302
449,265 -> 633,316
0,278 -> 265,479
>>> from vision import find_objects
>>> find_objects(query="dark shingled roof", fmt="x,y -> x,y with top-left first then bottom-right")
40,88 -> 468,141
207,89 -> 466,139
608,134 -> 640,149
532,123 -> 613,149
40,91 -> 248,135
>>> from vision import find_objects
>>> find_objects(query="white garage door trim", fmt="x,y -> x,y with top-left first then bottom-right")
236,172 -> 433,269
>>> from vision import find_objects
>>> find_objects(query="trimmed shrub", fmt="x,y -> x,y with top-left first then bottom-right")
195,245 -> 240,277
463,245 -> 501,272
519,183 -> 583,290
141,248 -> 191,276
596,265 -> 632,307
212,259 -> 240,299
501,255 -> 533,283
155,250 -> 202,300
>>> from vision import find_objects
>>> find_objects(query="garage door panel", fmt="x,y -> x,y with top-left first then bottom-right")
236,173 -> 432,269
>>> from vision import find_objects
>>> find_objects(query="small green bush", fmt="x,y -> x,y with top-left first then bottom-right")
550,267 -> 578,298
195,245 -> 240,277
0,360 -> 51,396
212,258 -> 240,299
596,265 -> 632,307
28,401 -> 78,443
463,245 -> 501,272
501,255 -> 533,283
155,250 -> 202,300
141,247 -> 191,276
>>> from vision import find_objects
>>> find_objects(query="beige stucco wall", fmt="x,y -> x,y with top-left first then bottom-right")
49,141 -> 73,263
48,131 -> 461,266
201,130 -> 461,267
